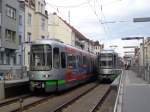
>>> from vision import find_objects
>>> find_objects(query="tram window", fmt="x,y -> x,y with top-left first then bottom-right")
67,55 -> 76,69
100,61 -> 106,66
79,55 -> 82,66
108,61 -> 113,66
53,47 -> 60,68
61,52 -> 66,68
77,55 -> 79,67
30,44 -> 52,71
83,56 -> 86,65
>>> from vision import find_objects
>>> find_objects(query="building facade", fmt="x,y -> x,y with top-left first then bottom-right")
48,13 -> 95,52
48,13 -> 75,45
144,37 -> 150,66
93,41 -> 104,55
0,0 -> 22,80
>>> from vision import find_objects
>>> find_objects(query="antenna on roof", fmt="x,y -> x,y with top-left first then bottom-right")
68,10 -> 70,24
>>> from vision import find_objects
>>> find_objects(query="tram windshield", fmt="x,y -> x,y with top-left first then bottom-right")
99,54 -> 113,68
100,61 -> 113,67
30,44 -> 52,71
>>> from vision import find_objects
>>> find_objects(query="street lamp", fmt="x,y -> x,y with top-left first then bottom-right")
121,37 -> 144,66
133,17 -> 150,22
133,17 -> 150,82
122,37 -> 145,79
123,46 -> 138,48
124,51 -> 135,53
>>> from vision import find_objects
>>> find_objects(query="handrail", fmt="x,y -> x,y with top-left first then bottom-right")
113,70 -> 124,112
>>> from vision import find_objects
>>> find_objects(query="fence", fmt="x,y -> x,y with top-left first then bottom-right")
113,70 -> 124,112
130,65 -> 150,83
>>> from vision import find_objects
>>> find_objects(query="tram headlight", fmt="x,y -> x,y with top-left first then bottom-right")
43,74 -> 50,78
31,74 -> 34,78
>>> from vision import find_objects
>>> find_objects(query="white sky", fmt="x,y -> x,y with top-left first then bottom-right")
45,0 -> 150,56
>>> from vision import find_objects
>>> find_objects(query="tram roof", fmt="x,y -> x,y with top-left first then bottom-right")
32,39 -> 96,56
100,50 -> 117,54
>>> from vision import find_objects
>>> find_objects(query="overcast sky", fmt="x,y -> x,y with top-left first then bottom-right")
45,0 -> 150,56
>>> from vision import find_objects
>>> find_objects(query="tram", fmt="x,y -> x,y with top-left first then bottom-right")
28,39 -> 97,92
97,50 -> 118,81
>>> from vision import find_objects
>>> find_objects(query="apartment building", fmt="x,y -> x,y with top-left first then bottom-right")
93,41 -> 104,55
48,13 -> 94,52
0,0 -> 21,80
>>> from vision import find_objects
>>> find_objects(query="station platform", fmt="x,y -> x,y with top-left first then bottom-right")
4,78 -> 29,98
122,70 -> 150,112
5,78 -> 29,88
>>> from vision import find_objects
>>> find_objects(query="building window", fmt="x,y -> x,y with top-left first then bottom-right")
27,32 -> 31,42
41,4 -> 43,13
19,55 -> 22,65
28,13 -> 32,26
38,2 -> 40,11
6,52 -> 10,65
41,18 -> 45,31
6,5 -> 16,19
19,35 -> 22,45
19,15 -> 22,25
12,32 -> 16,42
41,36 -> 45,39
0,52 -> 4,64
5,30 -> 11,40
5,29 -> 16,42
13,55 -> 16,65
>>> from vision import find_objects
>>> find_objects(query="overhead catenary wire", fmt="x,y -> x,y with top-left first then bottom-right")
96,0 -> 112,38
46,0 -> 93,9
87,0 -> 109,39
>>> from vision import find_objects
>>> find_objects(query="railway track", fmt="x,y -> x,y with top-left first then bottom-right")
0,94 -> 54,112
0,84 -> 112,112
52,85 -> 102,112
53,85 -> 110,112
0,94 -> 30,107
0,82 -> 98,112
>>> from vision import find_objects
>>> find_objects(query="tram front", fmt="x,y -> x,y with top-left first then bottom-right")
29,43 -> 57,92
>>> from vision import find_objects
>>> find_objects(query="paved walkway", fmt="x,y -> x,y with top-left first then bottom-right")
123,70 -> 150,112
125,70 -> 147,85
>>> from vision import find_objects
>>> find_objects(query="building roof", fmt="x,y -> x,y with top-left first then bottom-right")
52,13 -> 104,48
93,41 -> 100,46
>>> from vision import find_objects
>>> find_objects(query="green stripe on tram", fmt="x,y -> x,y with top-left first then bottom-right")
58,80 -> 66,85
46,80 -> 66,86
46,80 -> 57,86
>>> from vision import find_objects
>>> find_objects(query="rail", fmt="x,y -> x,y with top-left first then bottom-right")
53,84 -> 98,112
113,70 -> 124,112
89,86 -> 111,112
0,94 -> 30,107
